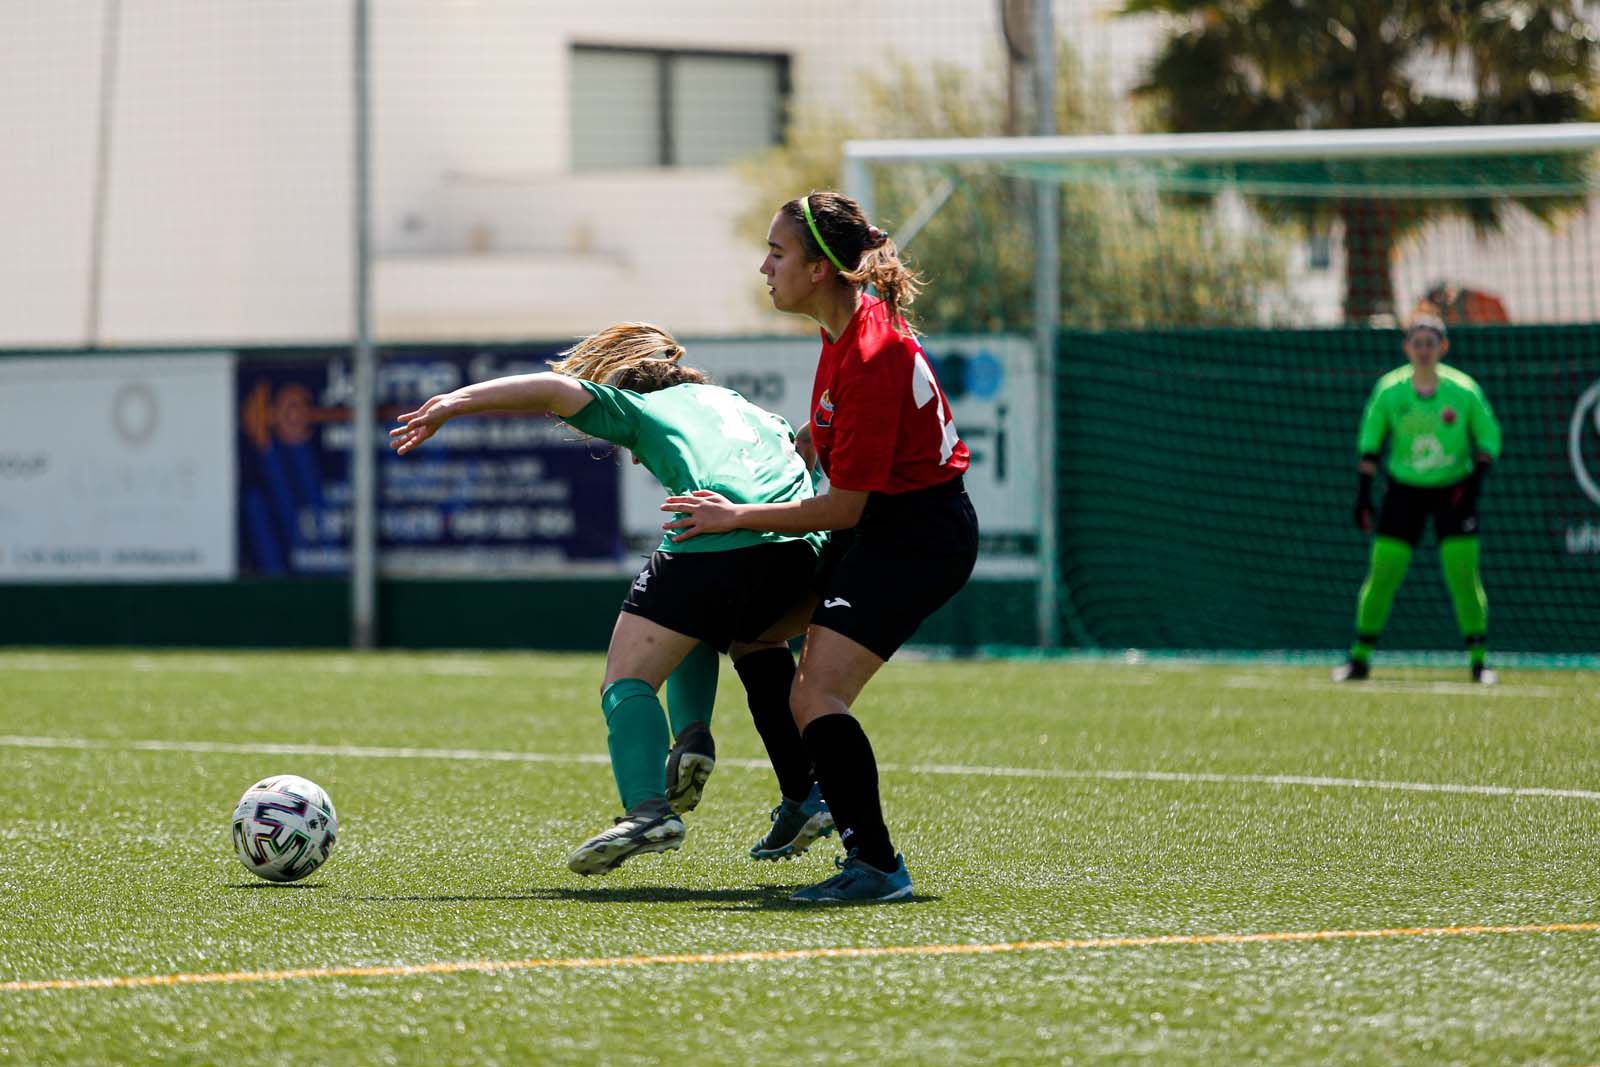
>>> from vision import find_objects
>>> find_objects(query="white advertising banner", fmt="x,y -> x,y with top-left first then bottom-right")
0,354 -> 236,580
620,335 -> 1040,575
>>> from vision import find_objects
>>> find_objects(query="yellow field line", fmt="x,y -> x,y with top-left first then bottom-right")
5,921 -> 1596,994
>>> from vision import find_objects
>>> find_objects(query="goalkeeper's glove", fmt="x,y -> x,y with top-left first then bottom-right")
1353,471 -> 1375,533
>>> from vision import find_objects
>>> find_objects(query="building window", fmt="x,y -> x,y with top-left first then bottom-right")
570,45 -> 789,169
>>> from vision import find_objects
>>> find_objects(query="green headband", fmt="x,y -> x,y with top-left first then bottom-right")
801,195 -> 848,274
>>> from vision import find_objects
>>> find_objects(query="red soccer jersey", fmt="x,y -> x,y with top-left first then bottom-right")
809,298 -> 971,494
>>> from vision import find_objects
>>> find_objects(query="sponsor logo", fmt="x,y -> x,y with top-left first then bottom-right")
1409,434 -> 1449,472
1564,378 -> 1600,556
822,596 -> 851,609
1571,378 -> 1600,509
632,568 -> 650,593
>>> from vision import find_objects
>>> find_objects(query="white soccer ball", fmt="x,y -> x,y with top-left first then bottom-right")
231,775 -> 339,883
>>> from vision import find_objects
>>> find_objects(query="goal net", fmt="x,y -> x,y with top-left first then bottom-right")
848,125 -> 1600,655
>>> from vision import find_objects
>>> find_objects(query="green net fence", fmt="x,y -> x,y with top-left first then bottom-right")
1056,324 -> 1600,653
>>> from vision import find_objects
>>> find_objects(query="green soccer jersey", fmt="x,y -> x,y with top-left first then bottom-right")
1357,364 -> 1503,488
562,380 -> 824,556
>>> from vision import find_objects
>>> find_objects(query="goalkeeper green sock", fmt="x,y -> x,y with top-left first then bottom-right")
664,641 -> 719,739
1352,536 -> 1413,661
601,678 -> 671,812
1440,536 -> 1488,655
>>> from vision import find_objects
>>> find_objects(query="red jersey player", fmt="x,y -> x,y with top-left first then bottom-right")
663,190 -> 980,903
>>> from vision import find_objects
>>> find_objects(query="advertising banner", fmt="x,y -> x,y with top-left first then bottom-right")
237,347 -> 621,576
0,354 -> 236,580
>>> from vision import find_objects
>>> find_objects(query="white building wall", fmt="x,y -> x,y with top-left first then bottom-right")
3,1 -> 1595,348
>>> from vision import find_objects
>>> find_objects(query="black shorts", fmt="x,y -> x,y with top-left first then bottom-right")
620,538 -> 818,653
1377,478 -> 1479,547
811,475 -> 979,660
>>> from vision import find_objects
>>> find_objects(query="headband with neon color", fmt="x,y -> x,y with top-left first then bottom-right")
801,195 -> 849,274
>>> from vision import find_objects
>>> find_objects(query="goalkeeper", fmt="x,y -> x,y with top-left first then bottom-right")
1335,310 -> 1503,684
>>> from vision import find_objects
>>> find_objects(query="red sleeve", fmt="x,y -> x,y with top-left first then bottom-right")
824,340 -> 906,492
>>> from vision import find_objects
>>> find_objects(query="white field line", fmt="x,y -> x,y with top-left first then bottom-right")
3,735 -> 1598,802
4,921 -> 1597,993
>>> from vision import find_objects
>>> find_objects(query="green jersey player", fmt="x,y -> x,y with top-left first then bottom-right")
1335,311 -> 1503,684
390,323 -> 833,875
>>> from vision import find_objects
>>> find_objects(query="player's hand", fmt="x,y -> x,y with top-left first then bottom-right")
389,394 -> 458,455
661,490 -> 740,542
793,424 -> 817,472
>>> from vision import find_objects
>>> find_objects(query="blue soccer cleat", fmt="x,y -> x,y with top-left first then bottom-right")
749,783 -> 835,861
788,851 -> 913,903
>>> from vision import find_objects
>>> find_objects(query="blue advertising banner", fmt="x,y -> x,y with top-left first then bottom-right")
237,347 -> 622,576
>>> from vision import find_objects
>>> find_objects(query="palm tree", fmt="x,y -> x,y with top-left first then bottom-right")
1122,0 -> 1600,321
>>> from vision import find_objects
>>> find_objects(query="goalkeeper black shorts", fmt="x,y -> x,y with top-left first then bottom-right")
1377,478 -> 1479,547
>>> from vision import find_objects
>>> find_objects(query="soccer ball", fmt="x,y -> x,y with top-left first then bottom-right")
230,775 -> 339,883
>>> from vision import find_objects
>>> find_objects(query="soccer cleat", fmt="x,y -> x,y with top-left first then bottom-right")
665,721 -> 716,814
749,783 -> 835,861
789,851 -> 913,903
566,800 -> 685,876
1331,659 -> 1370,682
1473,665 -> 1499,686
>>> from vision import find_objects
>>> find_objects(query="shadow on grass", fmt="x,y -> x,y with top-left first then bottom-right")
250,885 -> 940,908
527,885 -> 940,911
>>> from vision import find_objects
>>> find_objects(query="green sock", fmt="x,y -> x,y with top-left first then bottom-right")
1353,536 -> 1412,657
1440,536 -> 1488,653
1440,537 -> 1484,639
665,641 -> 719,739
601,678 -> 670,812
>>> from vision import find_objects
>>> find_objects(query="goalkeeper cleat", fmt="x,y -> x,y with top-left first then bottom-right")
749,783 -> 835,861
566,799 -> 684,876
1331,659 -> 1370,682
665,720 -> 716,814
1473,665 -> 1499,686
789,851 -> 913,903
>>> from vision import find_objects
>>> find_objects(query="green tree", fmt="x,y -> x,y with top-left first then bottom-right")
738,50 -> 1295,332
1123,0 -> 1600,321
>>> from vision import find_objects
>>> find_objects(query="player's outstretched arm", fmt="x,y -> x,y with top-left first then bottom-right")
389,373 -> 593,455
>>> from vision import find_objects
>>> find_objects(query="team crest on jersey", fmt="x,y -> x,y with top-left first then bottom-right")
814,389 -> 835,428
1441,406 -> 1458,424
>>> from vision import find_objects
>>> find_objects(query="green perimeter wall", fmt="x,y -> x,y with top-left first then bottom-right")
0,577 -> 1036,651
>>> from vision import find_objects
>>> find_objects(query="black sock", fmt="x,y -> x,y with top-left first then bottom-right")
802,713 -> 895,872
734,648 -> 813,803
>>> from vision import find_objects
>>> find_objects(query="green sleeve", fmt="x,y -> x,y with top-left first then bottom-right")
1356,381 -> 1388,456
560,380 -> 646,449
1469,386 -> 1503,461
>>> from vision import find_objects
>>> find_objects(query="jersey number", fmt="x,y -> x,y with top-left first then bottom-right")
911,350 -> 960,465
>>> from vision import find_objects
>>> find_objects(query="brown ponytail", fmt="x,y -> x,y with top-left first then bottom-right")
548,322 -> 710,393
782,191 -> 922,332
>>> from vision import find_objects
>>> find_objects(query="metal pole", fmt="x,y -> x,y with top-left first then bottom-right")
350,0 -> 377,649
1032,0 -> 1061,648
85,0 -> 121,347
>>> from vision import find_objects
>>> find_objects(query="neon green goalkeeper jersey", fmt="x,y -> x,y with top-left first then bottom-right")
1357,364 -> 1502,488
563,380 -> 824,556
